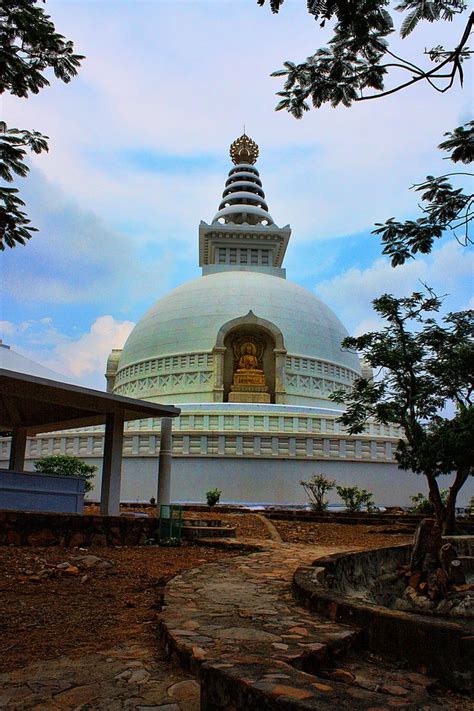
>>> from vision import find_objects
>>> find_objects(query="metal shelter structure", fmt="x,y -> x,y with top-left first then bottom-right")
0,369 -> 180,515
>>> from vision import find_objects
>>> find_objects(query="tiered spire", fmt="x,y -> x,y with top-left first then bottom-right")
199,134 -> 291,274
212,133 -> 274,226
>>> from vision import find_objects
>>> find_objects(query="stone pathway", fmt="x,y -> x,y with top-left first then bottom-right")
160,541 -> 463,710
0,642 -> 200,710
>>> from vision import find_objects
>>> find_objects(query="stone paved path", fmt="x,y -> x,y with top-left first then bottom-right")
0,642 -> 200,710
1,540 -> 468,710
160,540 -> 461,710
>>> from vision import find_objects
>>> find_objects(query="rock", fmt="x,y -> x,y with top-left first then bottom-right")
73,555 -> 111,569
381,684 -> 409,696
408,572 -> 422,589
114,670 -> 132,682
329,669 -> 356,684
64,565 -> 79,576
127,668 -> 151,685
167,679 -> 200,701
57,562 -> 72,570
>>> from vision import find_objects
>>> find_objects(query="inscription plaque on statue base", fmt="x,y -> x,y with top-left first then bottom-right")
229,382 -> 270,403
229,390 -> 271,403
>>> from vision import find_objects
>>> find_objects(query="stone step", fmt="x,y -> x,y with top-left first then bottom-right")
181,518 -> 223,528
181,525 -> 236,540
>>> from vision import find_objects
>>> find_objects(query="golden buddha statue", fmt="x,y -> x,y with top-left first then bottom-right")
238,343 -> 260,372
229,339 -> 270,402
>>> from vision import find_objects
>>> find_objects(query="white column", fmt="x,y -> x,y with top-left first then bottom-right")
9,427 -> 27,471
157,416 -> 173,508
274,348 -> 287,404
212,347 -> 226,401
100,411 -> 124,516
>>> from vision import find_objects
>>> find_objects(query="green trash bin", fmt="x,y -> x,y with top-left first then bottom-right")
158,504 -> 183,545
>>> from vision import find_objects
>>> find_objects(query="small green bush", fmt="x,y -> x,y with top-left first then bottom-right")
336,485 -> 376,513
300,474 -> 335,511
409,490 -> 449,514
206,488 -> 222,507
34,455 -> 97,493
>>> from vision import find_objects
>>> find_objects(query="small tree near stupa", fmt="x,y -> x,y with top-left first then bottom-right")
331,290 -> 473,536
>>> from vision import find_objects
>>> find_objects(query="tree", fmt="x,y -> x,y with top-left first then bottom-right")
331,290 -> 473,535
258,0 -> 473,115
34,454 -> 97,493
373,121 -> 473,265
300,473 -> 335,511
0,0 -> 84,251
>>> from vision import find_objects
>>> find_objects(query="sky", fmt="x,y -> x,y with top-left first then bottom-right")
1,0 -> 473,389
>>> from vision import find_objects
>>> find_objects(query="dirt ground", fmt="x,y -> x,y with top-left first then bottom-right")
0,543 -> 237,675
273,519 -> 414,548
0,513 -> 415,676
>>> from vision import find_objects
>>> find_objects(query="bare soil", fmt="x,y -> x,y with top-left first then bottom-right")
0,543 -> 237,674
0,514 -> 411,677
273,519 -> 413,548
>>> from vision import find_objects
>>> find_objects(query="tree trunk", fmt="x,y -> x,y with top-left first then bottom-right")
425,472 -> 446,533
443,469 -> 470,536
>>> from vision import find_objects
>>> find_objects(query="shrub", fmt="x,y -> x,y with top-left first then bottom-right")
409,490 -> 449,514
34,455 -> 97,493
300,474 -> 335,512
206,488 -> 222,507
336,485 -> 376,513
149,496 -> 156,506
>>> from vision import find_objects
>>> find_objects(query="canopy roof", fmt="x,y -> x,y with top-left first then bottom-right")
0,369 -> 180,436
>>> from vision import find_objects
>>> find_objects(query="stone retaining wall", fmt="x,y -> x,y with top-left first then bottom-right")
0,509 -> 158,547
293,546 -> 474,691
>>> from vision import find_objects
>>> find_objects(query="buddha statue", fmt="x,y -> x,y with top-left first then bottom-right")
228,337 -> 271,403
237,343 -> 260,372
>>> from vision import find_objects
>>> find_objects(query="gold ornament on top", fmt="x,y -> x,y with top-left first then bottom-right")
230,133 -> 259,165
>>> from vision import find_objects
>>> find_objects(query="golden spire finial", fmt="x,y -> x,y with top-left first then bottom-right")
230,133 -> 259,165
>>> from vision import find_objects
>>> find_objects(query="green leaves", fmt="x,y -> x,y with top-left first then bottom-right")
0,0 -> 84,98
0,122 -> 49,251
330,290 -> 473,488
1,1 -> 83,251
261,1 -> 471,113
373,121 -> 473,266
34,455 -> 97,493
439,121 -> 474,164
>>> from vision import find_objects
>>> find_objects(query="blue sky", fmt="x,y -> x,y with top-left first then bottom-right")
1,0 -> 472,388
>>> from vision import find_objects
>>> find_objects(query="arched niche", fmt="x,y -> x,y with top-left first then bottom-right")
212,311 -> 287,404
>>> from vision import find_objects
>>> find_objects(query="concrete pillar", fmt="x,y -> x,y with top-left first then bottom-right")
157,417 -> 173,508
8,427 -> 27,471
100,411 -> 124,516
274,348 -> 287,404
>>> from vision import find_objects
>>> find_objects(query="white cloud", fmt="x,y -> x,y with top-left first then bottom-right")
2,2 -> 469,245
315,241 -> 473,333
3,316 -> 135,390
44,316 -> 134,384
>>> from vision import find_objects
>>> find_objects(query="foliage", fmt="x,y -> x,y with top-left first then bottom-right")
258,0 -> 472,116
335,484 -> 376,512
34,455 -> 97,493
409,489 -> 449,513
331,290 -> 473,534
0,0 -> 84,251
373,121 -> 473,265
300,473 -> 335,511
206,488 -> 222,507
